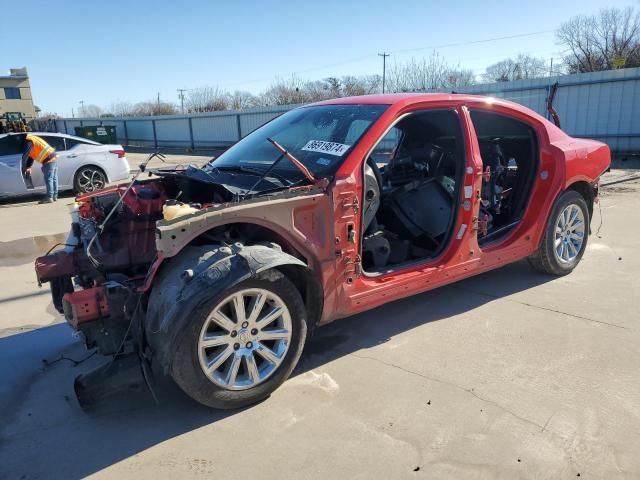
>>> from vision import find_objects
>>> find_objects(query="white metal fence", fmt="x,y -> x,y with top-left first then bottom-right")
53,67 -> 640,153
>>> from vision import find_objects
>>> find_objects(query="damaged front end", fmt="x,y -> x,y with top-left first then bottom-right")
36,180 -> 165,355
35,178 -> 170,408
34,155 -> 325,408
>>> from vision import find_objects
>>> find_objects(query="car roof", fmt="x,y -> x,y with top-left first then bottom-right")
0,132 -> 101,145
309,92 -> 511,106
309,92 -> 563,136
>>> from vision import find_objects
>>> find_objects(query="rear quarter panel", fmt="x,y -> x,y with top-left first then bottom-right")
60,146 -> 130,187
562,138 -> 611,187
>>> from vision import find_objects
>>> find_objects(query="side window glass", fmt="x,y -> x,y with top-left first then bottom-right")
370,127 -> 402,165
66,138 -> 82,149
41,136 -> 66,151
0,136 -> 24,155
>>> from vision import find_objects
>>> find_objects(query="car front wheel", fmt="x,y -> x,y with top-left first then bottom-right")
528,190 -> 589,275
170,270 -> 308,409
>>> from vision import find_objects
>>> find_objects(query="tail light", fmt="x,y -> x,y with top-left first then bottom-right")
109,149 -> 125,158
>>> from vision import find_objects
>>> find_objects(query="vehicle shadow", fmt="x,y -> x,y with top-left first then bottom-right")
0,190 -> 76,207
0,260 -> 554,479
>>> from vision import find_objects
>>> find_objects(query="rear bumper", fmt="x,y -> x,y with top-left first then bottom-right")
109,157 -> 131,182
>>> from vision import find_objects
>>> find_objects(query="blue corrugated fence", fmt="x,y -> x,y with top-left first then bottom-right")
55,68 -> 640,153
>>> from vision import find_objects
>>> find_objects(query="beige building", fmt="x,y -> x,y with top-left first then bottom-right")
0,67 -> 37,121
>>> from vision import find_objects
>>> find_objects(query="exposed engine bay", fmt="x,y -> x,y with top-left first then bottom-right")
35,161 -> 312,358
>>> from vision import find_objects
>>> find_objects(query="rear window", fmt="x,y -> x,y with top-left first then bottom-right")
66,137 -> 98,148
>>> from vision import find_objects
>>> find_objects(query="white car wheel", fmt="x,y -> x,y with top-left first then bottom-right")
74,166 -> 107,193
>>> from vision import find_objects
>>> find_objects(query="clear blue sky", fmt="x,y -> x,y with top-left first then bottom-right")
1,0 -> 637,117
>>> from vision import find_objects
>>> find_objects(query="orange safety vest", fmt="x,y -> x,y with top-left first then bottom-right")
26,134 -> 56,164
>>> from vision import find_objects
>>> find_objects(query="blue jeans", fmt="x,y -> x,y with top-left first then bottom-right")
42,161 -> 59,199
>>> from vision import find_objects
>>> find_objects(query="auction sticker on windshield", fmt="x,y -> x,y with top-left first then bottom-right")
302,140 -> 351,156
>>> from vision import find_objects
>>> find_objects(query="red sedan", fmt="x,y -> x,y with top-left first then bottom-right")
36,94 -> 610,409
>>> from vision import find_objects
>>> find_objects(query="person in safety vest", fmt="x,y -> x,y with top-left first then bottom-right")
23,134 -> 59,203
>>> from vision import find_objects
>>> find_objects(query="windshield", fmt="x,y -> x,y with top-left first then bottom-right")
205,104 -> 388,183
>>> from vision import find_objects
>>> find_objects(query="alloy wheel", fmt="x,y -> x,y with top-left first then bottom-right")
78,168 -> 106,192
554,203 -> 585,263
198,288 -> 293,390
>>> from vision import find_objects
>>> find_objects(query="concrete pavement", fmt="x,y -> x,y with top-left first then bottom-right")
0,162 -> 638,479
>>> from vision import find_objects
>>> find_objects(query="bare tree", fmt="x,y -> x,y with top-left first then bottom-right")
340,75 -> 382,96
446,69 -> 476,89
108,100 -> 135,117
323,77 -> 343,97
387,53 -> 475,92
132,101 -> 177,116
37,112 -> 60,119
261,76 -> 309,105
186,86 -> 229,112
257,74 -> 384,106
302,79 -> 334,102
362,75 -> 383,94
557,7 -> 640,72
227,90 -> 257,110
482,55 -> 547,82
80,104 -> 103,118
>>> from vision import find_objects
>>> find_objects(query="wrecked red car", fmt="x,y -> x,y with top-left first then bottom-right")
35,94 -> 610,409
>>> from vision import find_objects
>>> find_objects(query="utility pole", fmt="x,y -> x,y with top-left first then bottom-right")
71,107 -> 75,119
177,88 -> 186,114
378,52 -> 390,94
157,92 -> 160,105
78,100 -> 84,117
549,57 -> 554,77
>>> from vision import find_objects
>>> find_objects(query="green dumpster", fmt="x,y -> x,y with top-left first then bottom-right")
74,125 -> 118,144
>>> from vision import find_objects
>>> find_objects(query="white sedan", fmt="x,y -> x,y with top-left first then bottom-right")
0,132 -> 131,196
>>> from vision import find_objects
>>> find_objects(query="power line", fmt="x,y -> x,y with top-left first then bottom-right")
390,30 -> 556,56
217,29 -> 557,90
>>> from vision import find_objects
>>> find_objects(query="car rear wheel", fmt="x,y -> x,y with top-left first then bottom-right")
74,166 -> 107,194
170,270 -> 308,409
528,190 -> 589,275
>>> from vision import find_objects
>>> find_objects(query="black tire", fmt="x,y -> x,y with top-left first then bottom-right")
73,166 -> 107,194
170,270 -> 308,409
528,190 -> 590,276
